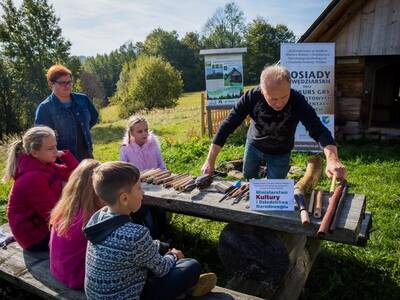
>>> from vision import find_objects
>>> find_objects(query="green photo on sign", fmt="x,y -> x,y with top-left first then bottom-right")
200,48 -> 247,108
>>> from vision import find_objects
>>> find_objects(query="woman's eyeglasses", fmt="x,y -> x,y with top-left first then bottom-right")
53,80 -> 73,87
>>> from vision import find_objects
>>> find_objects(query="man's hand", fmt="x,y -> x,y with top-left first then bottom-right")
170,248 -> 184,260
201,144 -> 221,175
201,160 -> 215,175
56,150 -> 64,158
325,158 -> 346,181
323,145 -> 347,180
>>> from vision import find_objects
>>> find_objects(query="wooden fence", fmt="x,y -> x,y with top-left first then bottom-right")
200,92 -> 232,137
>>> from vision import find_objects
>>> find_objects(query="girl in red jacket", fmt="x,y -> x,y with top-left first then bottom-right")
3,126 -> 78,252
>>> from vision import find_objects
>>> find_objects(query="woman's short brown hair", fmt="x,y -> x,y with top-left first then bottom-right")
46,64 -> 72,86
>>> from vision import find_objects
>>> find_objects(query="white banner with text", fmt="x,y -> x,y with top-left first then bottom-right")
281,43 -> 335,151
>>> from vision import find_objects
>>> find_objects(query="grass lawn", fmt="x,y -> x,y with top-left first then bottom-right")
1,89 -> 400,299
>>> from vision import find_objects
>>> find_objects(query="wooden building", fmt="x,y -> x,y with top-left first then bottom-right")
228,68 -> 243,83
299,0 -> 400,139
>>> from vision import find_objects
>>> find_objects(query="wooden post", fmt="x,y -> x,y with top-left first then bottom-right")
207,107 -> 213,137
201,92 -> 206,136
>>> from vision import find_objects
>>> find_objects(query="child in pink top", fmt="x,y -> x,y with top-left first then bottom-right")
49,159 -> 103,289
120,115 -> 170,239
120,115 -> 166,171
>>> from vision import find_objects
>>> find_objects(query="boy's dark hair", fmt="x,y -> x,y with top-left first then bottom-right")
93,161 -> 140,205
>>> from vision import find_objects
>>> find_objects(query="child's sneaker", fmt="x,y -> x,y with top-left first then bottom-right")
191,273 -> 217,297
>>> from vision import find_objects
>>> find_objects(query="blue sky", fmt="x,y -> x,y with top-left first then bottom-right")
7,0 -> 331,56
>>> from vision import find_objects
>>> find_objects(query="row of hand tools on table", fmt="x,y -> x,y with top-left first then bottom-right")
141,162 -> 349,235
140,168 -> 249,205
218,182 -> 249,205
140,168 -> 226,192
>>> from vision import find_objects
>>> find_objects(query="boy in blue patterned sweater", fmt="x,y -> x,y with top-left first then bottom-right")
84,161 -> 216,300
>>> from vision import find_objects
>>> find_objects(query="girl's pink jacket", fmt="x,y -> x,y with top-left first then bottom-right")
50,210 -> 87,289
119,132 -> 166,171
7,151 -> 78,249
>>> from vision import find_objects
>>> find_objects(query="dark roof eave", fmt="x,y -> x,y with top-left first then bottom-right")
298,0 -> 341,42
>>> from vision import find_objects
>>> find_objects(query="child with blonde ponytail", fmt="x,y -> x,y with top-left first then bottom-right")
120,115 -> 170,239
49,159 -> 103,289
3,126 -> 78,252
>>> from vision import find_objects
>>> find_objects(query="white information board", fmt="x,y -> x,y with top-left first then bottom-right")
281,43 -> 335,151
204,54 -> 244,107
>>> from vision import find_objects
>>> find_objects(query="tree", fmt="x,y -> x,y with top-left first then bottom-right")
76,71 -> 106,109
274,24 -> 296,57
0,0 -> 71,128
110,61 -> 135,106
112,55 -> 183,117
142,28 -> 200,91
181,32 -> 202,51
244,18 -> 296,84
82,42 -> 138,100
182,31 -> 205,91
0,58 -> 20,138
202,1 -> 246,48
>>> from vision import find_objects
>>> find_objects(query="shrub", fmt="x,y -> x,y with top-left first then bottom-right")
112,55 -> 183,117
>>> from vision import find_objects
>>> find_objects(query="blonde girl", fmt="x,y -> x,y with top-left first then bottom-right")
4,126 -> 78,252
120,115 -> 169,240
120,115 -> 166,171
49,159 -> 103,289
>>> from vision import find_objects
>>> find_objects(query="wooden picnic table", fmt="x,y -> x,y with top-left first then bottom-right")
0,181 -> 371,300
142,181 -> 372,299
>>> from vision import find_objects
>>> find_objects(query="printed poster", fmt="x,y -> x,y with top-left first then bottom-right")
280,43 -> 335,151
249,179 -> 294,211
204,54 -> 244,107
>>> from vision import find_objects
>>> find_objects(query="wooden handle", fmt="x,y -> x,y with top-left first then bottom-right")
313,190 -> 323,219
146,170 -> 170,183
231,184 -> 248,198
308,189 -> 316,214
300,210 -> 310,225
172,176 -> 194,189
141,168 -> 163,180
178,179 -> 195,191
329,182 -> 349,232
165,173 -> 188,184
152,172 -> 172,184
317,184 -> 345,237
294,192 -> 310,225
330,174 -> 337,193
164,173 -> 189,187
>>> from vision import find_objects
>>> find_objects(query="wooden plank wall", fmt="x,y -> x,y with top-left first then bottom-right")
335,57 -> 365,135
335,0 -> 400,56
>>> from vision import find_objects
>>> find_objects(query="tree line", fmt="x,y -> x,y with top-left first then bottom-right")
0,0 -> 296,138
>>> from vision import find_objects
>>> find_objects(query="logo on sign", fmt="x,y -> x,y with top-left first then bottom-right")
321,115 -> 330,124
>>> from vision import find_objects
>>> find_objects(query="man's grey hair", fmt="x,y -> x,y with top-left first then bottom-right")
260,65 -> 291,93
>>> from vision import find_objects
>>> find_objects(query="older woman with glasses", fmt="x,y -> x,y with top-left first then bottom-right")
35,64 -> 99,161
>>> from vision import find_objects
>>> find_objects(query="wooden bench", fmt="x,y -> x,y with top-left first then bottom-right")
0,223 -> 262,300
142,181 -> 372,299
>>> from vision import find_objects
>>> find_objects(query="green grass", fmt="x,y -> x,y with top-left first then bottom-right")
0,88 -> 400,299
